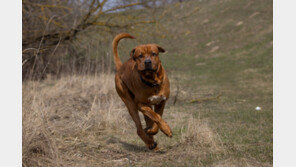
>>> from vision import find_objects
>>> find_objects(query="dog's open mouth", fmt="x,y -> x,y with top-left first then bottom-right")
142,66 -> 158,72
143,68 -> 157,72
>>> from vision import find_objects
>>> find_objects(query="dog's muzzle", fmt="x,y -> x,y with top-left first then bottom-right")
144,59 -> 152,69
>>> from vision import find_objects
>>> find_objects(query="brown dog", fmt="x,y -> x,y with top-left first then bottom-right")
112,33 -> 172,150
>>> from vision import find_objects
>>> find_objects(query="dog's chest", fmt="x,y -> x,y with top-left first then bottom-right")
148,95 -> 166,105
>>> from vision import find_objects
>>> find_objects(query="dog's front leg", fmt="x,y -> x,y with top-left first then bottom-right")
121,99 -> 159,150
138,104 -> 172,137
115,78 -> 157,150
144,115 -> 158,135
144,101 -> 166,135
145,100 -> 167,135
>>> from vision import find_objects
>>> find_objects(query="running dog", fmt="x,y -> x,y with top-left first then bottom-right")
112,33 -> 172,150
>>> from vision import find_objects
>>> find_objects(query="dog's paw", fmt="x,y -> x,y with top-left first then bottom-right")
159,122 -> 173,138
148,142 -> 158,150
148,95 -> 166,104
162,127 -> 172,138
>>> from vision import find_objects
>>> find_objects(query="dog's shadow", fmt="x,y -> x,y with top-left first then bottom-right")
107,136 -> 165,153
107,136 -> 147,152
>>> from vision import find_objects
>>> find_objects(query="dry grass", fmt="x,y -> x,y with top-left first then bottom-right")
212,158 -> 272,167
22,73 -> 227,166
23,73 -> 128,166
23,69 -> 272,166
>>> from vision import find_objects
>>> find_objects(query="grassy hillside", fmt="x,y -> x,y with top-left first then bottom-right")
23,0 -> 273,166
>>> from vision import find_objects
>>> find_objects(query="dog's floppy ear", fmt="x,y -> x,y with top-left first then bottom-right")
130,48 -> 136,60
156,45 -> 166,53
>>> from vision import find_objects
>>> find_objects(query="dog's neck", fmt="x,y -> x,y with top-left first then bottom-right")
139,63 -> 164,87
140,75 -> 159,87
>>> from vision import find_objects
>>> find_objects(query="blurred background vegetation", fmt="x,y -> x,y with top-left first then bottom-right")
22,0 -> 198,80
22,0 -> 272,80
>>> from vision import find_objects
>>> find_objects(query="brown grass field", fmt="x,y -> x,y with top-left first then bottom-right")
23,74 -> 224,166
22,73 -> 272,166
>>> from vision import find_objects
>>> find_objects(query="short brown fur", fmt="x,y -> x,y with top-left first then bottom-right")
112,33 -> 172,150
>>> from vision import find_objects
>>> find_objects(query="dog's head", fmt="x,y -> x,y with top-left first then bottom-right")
130,44 -> 165,74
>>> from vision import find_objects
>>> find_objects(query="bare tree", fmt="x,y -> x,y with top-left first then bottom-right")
22,0 -> 198,80
22,0 -> 155,79
22,0 -> 155,48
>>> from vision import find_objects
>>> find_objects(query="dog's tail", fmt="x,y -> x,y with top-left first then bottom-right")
112,33 -> 135,71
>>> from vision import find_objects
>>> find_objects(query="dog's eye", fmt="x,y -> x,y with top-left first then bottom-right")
138,54 -> 143,58
152,53 -> 157,56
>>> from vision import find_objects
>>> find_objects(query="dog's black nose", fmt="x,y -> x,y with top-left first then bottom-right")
145,59 -> 152,65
